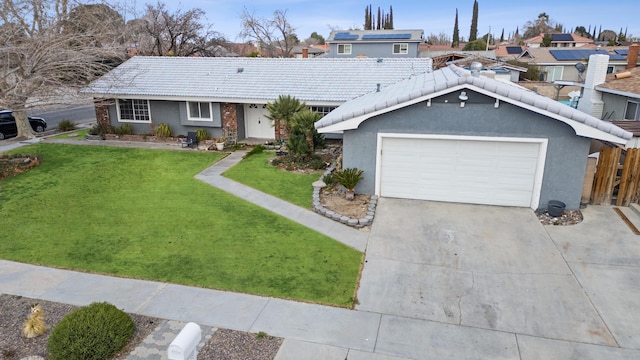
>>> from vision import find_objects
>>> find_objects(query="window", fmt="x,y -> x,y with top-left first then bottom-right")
337,44 -> 351,55
117,99 -> 150,122
545,66 -> 563,82
187,101 -> 212,121
607,66 -> 615,74
625,101 -> 640,120
309,106 -> 337,116
393,43 -> 408,54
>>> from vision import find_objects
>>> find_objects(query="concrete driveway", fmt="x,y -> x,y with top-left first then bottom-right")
357,198 -> 640,357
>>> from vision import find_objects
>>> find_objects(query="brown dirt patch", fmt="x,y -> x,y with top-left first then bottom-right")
0,155 -> 42,181
536,209 -> 583,225
320,186 -> 371,219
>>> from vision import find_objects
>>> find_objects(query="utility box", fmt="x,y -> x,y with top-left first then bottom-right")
168,322 -> 202,360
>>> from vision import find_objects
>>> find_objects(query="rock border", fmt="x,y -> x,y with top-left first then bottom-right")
312,164 -> 377,228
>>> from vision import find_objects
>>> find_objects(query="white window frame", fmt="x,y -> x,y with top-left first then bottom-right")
308,106 -> 337,116
116,99 -> 151,123
393,43 -> 408,54
186,101 -> 213,121
545,66 -> 564,82
624,101 -> 640,120
337,44 -> 352,55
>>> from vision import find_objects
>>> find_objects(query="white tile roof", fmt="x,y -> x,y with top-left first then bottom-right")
315,64 -> 632,143
83,56 -> 433,104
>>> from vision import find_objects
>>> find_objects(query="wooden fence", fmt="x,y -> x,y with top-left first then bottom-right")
591,147 -> 640,206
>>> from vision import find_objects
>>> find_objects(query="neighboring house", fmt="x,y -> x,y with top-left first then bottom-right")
524,33 -> 593,48
291,45 -> 327,58
494,45 -> 526,60
444,55 -> 526,82
315,63 -> 631,210
82,56 -> 433,141
518,47 -> 633,82
326,29 -> 424,58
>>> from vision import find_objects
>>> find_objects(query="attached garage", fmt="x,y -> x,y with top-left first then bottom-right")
376,135 -> 547,208
315,64 -> 632,210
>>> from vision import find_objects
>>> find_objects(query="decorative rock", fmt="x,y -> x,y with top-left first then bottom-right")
312,180 -> 326,188
348,219 -> 359,226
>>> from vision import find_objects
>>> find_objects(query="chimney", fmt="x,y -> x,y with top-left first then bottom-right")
302,47 -> 308,58
627,43 -> 639,69
577,54 -> 608,119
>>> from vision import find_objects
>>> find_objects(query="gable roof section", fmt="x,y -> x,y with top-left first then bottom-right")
83,57 -> 433,104
519,47 -> 630,65
315,64 -> 632,144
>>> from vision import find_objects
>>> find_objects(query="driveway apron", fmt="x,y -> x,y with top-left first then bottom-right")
357,198 -> 616,346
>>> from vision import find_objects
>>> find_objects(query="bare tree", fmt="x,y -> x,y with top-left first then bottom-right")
131,2 -> 226,57
426,32 -> 452,46
240,8 -> 298,58
0,0 -> 127,139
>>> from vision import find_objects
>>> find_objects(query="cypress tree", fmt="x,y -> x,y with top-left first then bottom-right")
377,7 -> 381,30
469,0 -> 478,41
500,28 -> 504,42
452,9 -> 460,48
364,5 -> 370,30
389,6 -> 394,29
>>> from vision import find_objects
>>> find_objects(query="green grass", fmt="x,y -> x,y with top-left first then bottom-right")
53,129 -> 89,139
0,144 -> 362,307
222,152 -> 321,208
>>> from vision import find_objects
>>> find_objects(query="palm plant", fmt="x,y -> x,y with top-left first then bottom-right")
266,95 -> 307,141
290,110 -> 322,155
333,168 -> 364,200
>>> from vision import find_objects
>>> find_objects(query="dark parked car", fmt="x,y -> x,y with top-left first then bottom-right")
0,110 -> 47,140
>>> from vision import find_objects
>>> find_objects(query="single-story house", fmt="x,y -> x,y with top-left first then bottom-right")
524,33 -> 593,48
518,46 -> 634,82
315,63 -> 632,210
82,56 -> 433,141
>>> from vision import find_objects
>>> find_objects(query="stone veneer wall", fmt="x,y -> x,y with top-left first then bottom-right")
221,103 -> 237,134
94,99 -> 110,129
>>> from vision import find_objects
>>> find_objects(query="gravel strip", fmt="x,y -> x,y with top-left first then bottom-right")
199,328 -> 283,360
0,294 -> 159,360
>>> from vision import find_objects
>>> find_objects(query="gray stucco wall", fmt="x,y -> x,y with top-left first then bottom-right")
328,42 -> 419,58
108,100 -> 224,138
602,92 -> 636,120
343,90 -> 590,210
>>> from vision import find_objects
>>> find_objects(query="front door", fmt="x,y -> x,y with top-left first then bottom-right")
245,104 -> 274,139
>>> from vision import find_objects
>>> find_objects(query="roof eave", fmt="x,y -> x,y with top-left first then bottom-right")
595,86 -> 640,100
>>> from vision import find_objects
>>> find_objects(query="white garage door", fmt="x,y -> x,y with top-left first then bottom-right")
378,135 -> 546,208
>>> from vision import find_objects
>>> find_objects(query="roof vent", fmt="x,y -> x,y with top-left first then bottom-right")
237,67 -> 244,73
470,62 -> 482,77
376,83 -> 381,92
377,58 -> 383,63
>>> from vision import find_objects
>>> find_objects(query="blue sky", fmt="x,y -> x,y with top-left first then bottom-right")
150,1 -> 639,42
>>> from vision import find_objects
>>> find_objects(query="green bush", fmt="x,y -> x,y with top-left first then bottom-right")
114,123 -> 132,135
196,128 -> 210,141
47,302 -> 134,360
88,124 -> 108,136
244,144 -> 265,158
57,119 -> 76,132
322,173 -> 336,186
155,123 -> 172,138
310,158 -> 326,170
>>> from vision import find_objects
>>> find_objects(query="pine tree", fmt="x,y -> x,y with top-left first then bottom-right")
469,0 -> 478,41
452,9 -> 460,48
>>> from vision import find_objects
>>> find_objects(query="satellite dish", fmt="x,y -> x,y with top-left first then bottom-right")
575,62 -> 586,73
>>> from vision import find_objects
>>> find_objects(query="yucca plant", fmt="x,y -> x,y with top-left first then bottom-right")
333,168 -> 364,200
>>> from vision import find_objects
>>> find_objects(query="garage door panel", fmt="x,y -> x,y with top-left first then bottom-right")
379,137 -> 543,207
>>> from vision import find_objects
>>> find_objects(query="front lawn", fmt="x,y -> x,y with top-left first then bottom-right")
222,152 -> 321,208
0,144 -> 362,307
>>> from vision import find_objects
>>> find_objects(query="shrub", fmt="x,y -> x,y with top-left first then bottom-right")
57,119 -> 76,132
88,124 -> 108,136
244,144 -> 265,158
196,128 -> 210,141
322,173 -> 336,186
155,123 -> 172,138
47,302 -> 134,360
114,123 -> 132,135
333,168 -> 363,191
309,158 -> 326,170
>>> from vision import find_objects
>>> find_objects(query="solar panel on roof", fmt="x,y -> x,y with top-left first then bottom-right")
362,33 -> 412,40
334,32 -> 358,40
615,49 -> 629,55
506,46 -> 522,54
551,33 -> 574,41
550,49 -> 627,61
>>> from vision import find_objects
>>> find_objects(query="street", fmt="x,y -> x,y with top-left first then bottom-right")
29,105 -> 96,129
